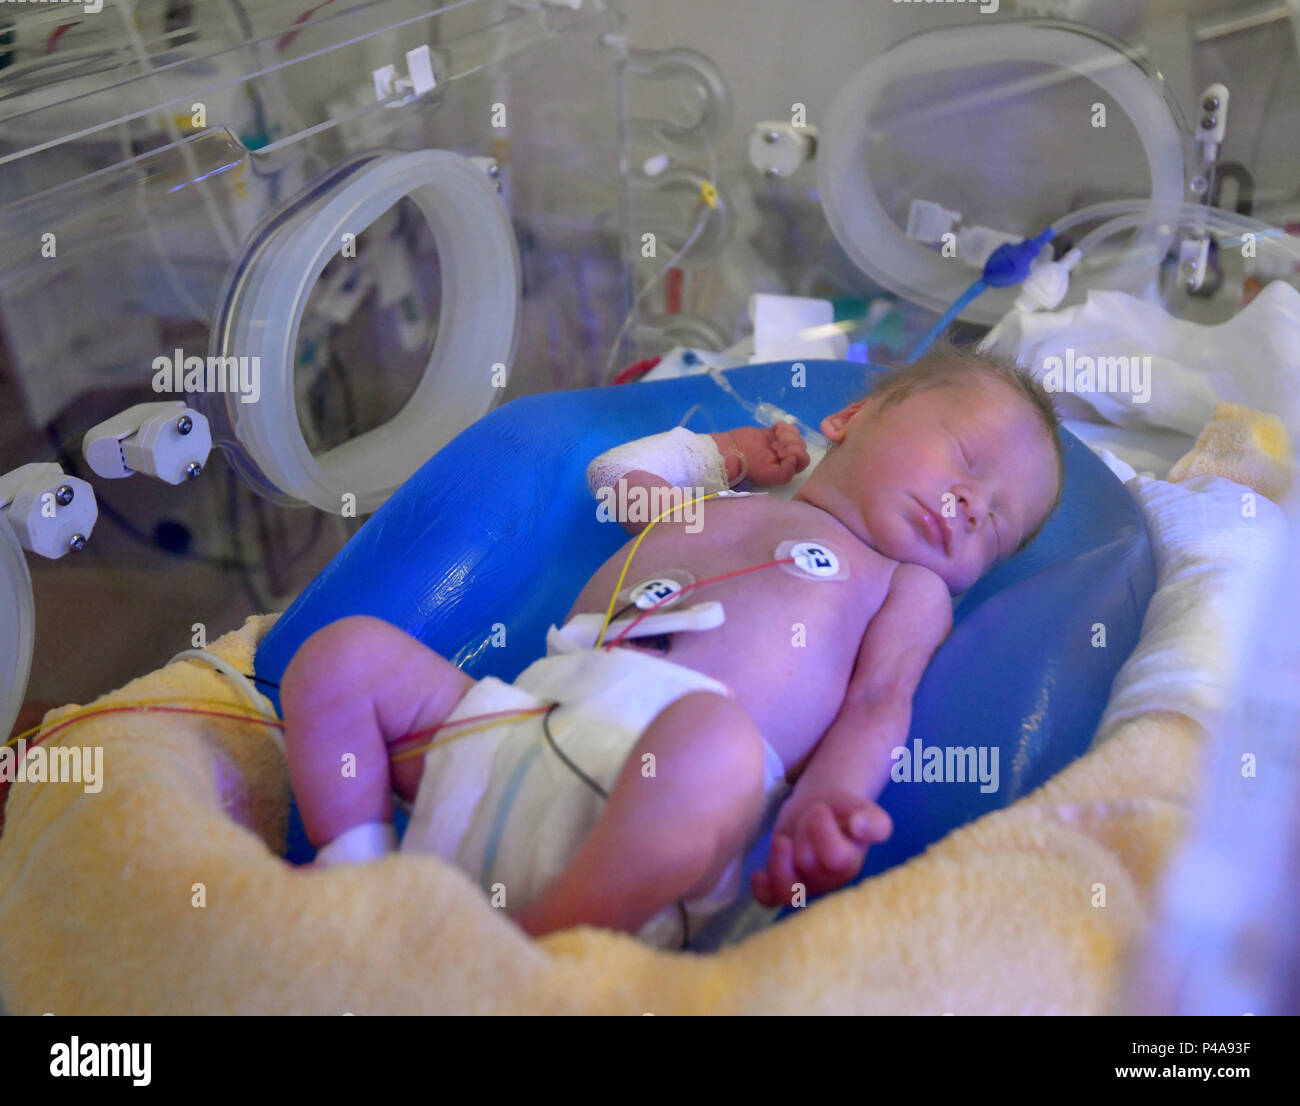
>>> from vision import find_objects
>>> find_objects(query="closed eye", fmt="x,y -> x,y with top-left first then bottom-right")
954,432 -> 1008,554
954,435 -> 972,471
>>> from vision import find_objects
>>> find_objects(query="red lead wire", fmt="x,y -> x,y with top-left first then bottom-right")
604,557 -> 795,648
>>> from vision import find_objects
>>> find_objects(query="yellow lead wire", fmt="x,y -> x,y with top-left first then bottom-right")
593,488 -> 720,648
4,695 -> 276,750
8,489 -> 723,758
389,708 -> 553,762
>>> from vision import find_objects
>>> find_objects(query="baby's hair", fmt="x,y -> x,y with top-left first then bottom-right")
868,339 -> 1066,554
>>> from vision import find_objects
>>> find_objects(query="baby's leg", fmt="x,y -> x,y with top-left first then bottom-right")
514,690 -> 769,939
281,614 -> 473,850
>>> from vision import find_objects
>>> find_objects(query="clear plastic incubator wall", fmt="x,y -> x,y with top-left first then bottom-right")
2,0 -> 1300,1015
0,0 -> 657,712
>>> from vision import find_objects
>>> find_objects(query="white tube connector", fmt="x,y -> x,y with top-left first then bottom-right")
748,121 -> 818,178
0,463 -> 97,559
82,402 -> 212,485
1196,83 -> 1229,164
373,44 -> 438,106
1013,248 -> 1082,312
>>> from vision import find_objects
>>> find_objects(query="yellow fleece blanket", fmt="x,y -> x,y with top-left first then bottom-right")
0,408 -> 1287,1015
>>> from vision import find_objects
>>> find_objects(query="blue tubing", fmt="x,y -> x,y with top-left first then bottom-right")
905,225 -> 1057,363
905,278 -> 987,363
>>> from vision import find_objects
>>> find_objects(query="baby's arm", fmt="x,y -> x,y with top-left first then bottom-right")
587,425 -> 810,534
752,563 -> 953,907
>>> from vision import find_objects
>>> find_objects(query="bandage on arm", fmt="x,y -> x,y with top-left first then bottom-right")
585,427 -> 738,498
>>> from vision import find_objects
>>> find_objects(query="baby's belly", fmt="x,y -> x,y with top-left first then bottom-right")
631,618 -> 855,770
566,519 -> 887,769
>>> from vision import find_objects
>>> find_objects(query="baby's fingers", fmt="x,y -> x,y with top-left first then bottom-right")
753,834 -> 799,908
772,422 -> 802,446
844,803 -> 893,845
772,425 -> 811,472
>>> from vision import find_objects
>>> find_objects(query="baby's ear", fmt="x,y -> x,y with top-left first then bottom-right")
821,398 -> 870,442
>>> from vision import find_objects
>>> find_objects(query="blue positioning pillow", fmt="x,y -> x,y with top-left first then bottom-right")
257,361 -> 1154,937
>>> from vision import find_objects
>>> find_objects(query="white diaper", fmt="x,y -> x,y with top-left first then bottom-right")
400,635 -> 789,949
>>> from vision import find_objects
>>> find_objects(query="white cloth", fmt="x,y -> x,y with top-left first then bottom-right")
586,426 -> 730,498
982,282 -> 1300,462
1091,472 -> 1288,744
400,637 -> 789,949
984,287 -> 1295,752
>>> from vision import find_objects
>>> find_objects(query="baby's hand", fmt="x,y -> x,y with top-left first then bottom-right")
751,791 -> 892,908
715,424 -> 810,487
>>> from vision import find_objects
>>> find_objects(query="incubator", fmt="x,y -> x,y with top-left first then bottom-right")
0,0 -> 643,723
2,0 -> 1300,1016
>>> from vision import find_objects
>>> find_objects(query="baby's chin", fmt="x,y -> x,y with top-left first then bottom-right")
859,512 -> 980,592
868,527 -> 963,591
904,535 -> 984,591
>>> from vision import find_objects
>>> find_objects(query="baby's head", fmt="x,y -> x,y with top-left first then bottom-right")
798,342 -> 1064,593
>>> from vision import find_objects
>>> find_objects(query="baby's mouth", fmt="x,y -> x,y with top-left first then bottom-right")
912,497 -> 952,557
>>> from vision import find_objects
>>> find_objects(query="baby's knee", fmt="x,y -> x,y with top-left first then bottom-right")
284,615 -> 399,695
662,691 -> 767,804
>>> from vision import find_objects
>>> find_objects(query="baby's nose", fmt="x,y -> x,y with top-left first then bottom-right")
956,487 -> 988,528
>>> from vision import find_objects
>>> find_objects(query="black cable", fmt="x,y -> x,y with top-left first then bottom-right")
540,702 -> 607,800
540,700 -> 690,949
42,420 -> 259,571
610,600 -> 639,624
226,458 -> 273,613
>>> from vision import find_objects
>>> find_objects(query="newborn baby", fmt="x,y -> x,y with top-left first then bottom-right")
281,345 -> 1064,948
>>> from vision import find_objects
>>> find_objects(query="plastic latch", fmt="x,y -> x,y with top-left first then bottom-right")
906,199 -> 962,245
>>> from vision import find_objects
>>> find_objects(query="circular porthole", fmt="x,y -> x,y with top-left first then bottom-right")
818,23 -> 1186,324
208,149 -> 521,513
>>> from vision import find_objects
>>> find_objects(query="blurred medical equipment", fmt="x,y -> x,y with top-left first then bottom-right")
0,0 -> 696,736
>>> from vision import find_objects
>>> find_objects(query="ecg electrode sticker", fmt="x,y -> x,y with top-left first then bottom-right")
775,539 -> 849,581
621,569 -> 697,610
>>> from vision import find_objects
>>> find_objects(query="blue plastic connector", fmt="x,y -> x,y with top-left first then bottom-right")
905,225 -> 1059,363
980,226 -> 1056,288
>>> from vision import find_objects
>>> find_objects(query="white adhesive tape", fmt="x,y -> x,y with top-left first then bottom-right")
775,539 -> 849,581
621,570 -> 696,610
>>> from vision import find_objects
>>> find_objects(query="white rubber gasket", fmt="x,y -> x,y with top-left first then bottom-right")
776,539 -> 849,581
621,570 -> 696,610
218,149 -> 521,512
